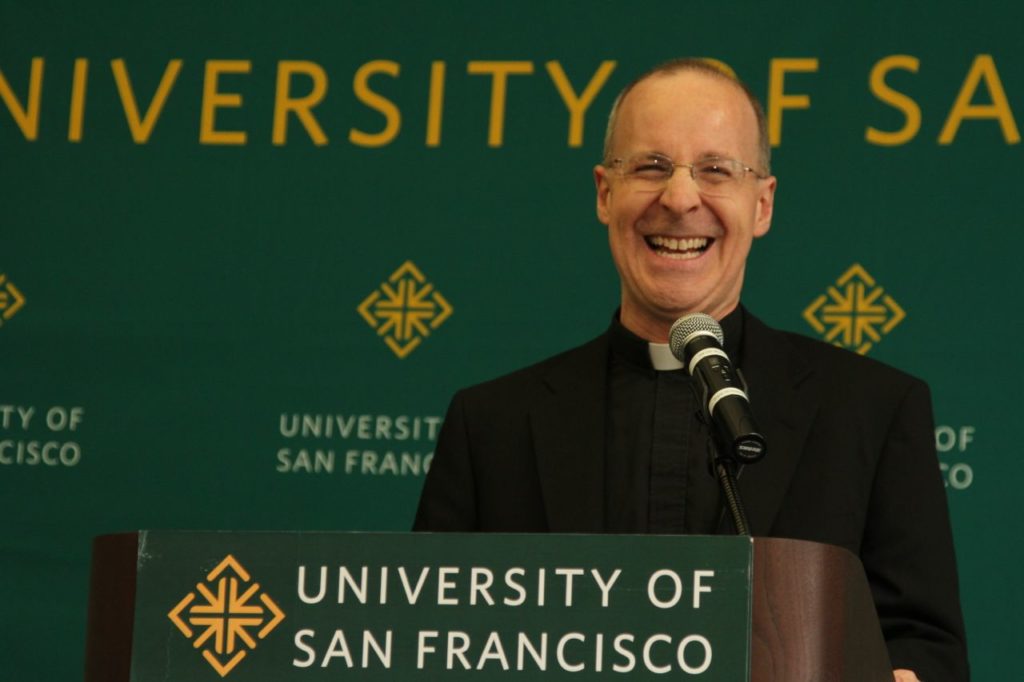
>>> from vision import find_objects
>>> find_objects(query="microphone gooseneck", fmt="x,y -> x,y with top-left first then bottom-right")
669,312 -> 763,535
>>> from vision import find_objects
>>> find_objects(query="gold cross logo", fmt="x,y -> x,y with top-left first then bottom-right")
0,274 -> 26,327
358,260 -> 453,358
168,555 -> 285,677
803,263 -> 906,355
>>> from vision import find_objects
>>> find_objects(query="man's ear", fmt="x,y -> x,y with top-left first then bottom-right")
594,164 -> 611,225
753,175 -> 776,238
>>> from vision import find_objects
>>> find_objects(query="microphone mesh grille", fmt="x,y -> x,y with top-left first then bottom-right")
669,313 -> 725,359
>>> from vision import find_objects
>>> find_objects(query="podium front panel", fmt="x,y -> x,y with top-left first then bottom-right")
110,531 -> 754,680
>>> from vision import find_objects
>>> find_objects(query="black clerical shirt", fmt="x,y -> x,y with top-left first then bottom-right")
604,307 -> 744,534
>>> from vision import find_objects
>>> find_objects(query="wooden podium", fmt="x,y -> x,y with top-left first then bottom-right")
749,538 -> 891,680
85,532 -> 892,681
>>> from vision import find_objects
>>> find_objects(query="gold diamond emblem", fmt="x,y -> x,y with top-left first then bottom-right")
0,273 -> 26,327
168,555 -> 285,678
358,260 -> 453,358
803,263 -> 906,355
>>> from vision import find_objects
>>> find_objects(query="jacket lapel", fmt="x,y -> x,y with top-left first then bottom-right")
734,313 -> 819,536
529,335 -> 609,533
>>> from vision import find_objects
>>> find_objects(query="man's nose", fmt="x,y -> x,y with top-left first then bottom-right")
658,166 -> 702,213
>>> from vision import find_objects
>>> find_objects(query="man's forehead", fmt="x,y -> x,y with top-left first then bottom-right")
624,70 -> 752,121
614,70 -> 759,151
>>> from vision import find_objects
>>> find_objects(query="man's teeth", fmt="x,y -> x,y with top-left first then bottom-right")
646,235 -> 710,259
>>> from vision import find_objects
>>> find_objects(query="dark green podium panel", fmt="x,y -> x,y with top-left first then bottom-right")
90,532 -> 752,681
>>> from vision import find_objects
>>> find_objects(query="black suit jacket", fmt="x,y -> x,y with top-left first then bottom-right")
415,311 -> 969,680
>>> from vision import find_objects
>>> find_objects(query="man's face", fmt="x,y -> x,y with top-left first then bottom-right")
594,70 -> 776,341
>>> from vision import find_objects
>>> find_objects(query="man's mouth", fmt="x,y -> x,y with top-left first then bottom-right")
644,235 -> 712,260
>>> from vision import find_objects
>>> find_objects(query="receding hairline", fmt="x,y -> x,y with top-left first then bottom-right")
602,58 -> 771,174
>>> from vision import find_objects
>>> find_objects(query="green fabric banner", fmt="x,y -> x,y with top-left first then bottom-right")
2,1 -> 1020,678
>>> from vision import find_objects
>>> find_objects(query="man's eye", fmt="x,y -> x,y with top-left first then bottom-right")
696,162 -> 736,181
631,160 -> 672,176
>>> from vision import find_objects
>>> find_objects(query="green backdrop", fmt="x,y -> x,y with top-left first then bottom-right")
2,1 -> 1019,679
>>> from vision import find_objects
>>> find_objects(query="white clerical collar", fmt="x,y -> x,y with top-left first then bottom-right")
648,343 -> 684,371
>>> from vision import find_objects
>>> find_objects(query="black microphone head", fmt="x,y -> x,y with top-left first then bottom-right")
669,313 -> 725,363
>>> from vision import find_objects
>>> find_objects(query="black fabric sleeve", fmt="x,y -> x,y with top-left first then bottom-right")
412,391 -> 478,531
861,380 -> 970,681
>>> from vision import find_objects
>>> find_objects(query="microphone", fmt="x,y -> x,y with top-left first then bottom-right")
669,313 -> 766,464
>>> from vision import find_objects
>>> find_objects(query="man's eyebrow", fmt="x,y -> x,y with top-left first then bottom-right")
630,149 -> 739,161
695,149 -> 734,160
629,149 -> 671,159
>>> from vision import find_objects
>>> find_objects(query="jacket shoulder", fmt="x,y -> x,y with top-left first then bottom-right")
745,312 -> 925,392
454,332 -> 608,405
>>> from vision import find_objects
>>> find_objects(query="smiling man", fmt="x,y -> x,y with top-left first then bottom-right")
415,59 -> 969,681
596,63 -> 775,339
